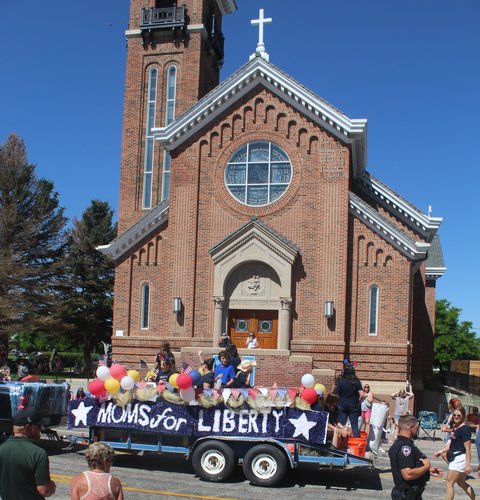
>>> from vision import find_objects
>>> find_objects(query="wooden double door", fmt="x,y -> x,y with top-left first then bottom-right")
228,309 -> 278,349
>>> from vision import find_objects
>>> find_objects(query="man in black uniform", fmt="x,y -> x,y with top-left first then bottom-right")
389,415 -> 433,499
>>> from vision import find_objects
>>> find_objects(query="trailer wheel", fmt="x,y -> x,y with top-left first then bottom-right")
243,444 -> 287,486
192,440 -> 235,482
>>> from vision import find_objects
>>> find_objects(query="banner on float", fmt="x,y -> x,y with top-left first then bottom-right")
68,398 -> 328,444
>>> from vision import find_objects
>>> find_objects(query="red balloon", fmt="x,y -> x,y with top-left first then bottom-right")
176,373 -> 193,390
88,379 -> 106,397
300,387 -> 318,405
110,364 -> 127,381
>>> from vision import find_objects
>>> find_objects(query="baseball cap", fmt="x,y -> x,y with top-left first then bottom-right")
13,407 -> 43,426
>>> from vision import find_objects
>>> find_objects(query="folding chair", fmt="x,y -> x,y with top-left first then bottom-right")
418,410 -> 440,440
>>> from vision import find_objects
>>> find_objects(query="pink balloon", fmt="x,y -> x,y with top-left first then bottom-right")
176,373 -> 193,390
109,364 -> 127,380
300,387 -> 318,405
88,379 -> 106,397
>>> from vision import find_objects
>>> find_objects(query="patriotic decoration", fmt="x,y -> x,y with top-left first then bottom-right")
181,362 -> 193,374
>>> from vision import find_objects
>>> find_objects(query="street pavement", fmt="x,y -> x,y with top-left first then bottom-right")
41,425 -> 480,499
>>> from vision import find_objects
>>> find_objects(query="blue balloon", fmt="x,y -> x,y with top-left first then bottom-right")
190,369 -> 202,386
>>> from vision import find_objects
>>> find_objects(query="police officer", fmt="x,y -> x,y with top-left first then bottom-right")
389,415 -> 432,499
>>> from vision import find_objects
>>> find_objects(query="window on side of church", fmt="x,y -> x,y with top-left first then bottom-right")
368,285 -> 379,335
225,142 -> 292,206
142,67 -> 158,210
141,283 -> 150,330
161,150 -> 171,201
165,65 -> 177,126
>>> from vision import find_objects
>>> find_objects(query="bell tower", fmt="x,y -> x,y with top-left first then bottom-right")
118,0 -> 237,233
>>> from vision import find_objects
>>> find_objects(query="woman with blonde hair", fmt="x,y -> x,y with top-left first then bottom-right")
70,442 -> 123,499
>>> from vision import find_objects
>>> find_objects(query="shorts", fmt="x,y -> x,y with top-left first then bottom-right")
361,409 -> 372,420
449,453 -> 466,472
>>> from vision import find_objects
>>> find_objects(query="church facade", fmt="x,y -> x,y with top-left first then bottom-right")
100,0 -> 445,391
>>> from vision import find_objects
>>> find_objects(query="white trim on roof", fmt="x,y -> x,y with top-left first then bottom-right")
152,56 -> 367,177
426,267 -> 447,280
349,192 -> 429,261
215,0 -> 237,15
357,174 -> 442,241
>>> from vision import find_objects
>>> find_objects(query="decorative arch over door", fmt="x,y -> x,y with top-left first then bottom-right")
209,218 -> 298,350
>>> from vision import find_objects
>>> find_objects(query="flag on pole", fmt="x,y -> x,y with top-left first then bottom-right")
181,362 -> 193,374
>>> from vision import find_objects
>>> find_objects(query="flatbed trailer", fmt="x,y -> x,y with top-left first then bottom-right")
69,397 -> 372,486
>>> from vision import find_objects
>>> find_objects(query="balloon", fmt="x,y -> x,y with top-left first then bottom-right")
96,366 -> 111,381
110,364 -> 127,380
169,373 -> 179,389
300,387 -> 318,405
127,369 -> 141,382
88,379 -> 105,397
180,387 -> 196,402
314,383 -> 326,394
120,375 -> 135,391
105,377 -> 121,393
176,373 -> 193,390
301,373 -> 315,388
190,369 -> 202,386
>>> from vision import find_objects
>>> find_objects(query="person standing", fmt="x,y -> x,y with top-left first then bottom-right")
434,406 -> 475,500
360,383 -> 374,437
70,442 -> 123,499
245,332 -> 258,349
392,388 -> 414,422
333,365 -> 363,438
389,415 -> 441,499
0,408 -> 56,499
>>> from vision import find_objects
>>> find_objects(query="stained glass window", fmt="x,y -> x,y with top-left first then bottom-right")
225,142 -> 292,206
369,285 -> 379,335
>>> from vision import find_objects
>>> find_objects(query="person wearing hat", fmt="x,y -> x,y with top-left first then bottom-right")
233,359 -> 256,388
0,407 -> 56,499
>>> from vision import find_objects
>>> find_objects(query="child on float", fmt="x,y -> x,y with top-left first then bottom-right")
225,343 -> 241,370
156,359 -> 174,383
233,359 -> 256,388
214,350 -> 235,387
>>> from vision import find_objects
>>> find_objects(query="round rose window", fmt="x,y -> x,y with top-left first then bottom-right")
225,141 -> 292,206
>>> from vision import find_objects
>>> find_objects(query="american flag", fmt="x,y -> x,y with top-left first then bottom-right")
181,362 -> 193,374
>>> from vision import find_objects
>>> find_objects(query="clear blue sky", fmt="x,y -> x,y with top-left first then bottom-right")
1,1 -> 479,330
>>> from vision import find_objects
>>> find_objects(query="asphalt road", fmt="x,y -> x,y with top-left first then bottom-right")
37,433 -> 480,499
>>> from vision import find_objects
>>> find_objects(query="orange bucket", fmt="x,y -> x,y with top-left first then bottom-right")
360,431 -> 367,440
347,437 -> 366,457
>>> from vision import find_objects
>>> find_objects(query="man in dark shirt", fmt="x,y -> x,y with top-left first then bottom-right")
389,415 -> 442,499
0,408 -> 56,499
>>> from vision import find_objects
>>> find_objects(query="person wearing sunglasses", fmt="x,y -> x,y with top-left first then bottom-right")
434,406 -> 475,499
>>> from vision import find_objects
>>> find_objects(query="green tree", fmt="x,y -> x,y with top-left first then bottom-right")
59,200 -> 116,370
434,299 -> 480,369
0,134 -> 67,347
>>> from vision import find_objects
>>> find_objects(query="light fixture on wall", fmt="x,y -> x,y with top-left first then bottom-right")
173,297 -> 182,314
324,300 -> 334,319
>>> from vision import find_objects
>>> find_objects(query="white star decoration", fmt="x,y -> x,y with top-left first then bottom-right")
288,413 -> 317,440
71,402 -> 93,426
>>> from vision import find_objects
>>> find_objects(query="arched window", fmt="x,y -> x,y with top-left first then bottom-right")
142,67 -> 158,209
141,283 -> 150,330
161,150 -> 171,201
165,65 -> 177,126
368,285 -> 379,335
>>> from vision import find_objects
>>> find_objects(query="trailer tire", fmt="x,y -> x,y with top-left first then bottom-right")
192,440 -> 235,482
243,444 -> 287,486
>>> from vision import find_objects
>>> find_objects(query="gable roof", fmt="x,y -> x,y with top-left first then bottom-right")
152,54 -> 368,178
425,235 -> 446,280
356,172 -> 442,242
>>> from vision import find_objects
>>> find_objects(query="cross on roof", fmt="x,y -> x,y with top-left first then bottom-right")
250,8 -> 272,61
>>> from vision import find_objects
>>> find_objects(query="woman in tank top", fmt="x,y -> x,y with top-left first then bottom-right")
70,442 -> 123,500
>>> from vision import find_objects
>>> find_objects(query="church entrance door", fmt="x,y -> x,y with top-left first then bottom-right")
228,309 -> 278,349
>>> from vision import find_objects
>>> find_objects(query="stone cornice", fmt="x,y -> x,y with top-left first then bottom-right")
153,56 -> 367,178
349,192 -> 429,261
97,200 -> 169,260
426,267 -> 447,280
215,0 -> 237,15
356,173 -> 442,241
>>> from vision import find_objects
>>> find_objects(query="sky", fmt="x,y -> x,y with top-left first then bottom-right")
1,1 -> 479,330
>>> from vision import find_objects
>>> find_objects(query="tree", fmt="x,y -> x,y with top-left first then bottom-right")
0,134 -> 67,347
434,299 -> 480,369
58,200 -> 116,370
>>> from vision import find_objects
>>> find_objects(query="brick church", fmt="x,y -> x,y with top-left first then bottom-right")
100,0 -> 445,393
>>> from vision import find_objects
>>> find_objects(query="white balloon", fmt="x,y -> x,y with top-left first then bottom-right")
120,375 -> 135,391
96,365 -> 111,381
180,387 -> 196,402
301,373 -> 315,388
